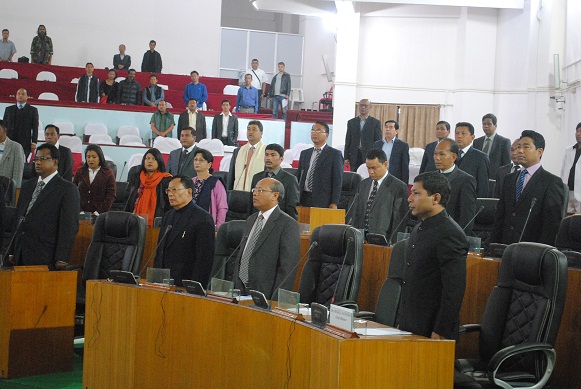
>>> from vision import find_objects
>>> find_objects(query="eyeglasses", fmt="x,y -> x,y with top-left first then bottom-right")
165,187 -> 188,194
310,129 -> 326,133
251,188 -> 274,194
33,156 -> 53,162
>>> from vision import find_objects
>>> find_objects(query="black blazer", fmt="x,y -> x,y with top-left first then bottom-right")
211,113 -> 239,146
3,103 -> 39,157
14,175 -> 80,268
420,141 -> 438,173
344,116 -> 382,171
445,168 -> 477,235
474,133 -> 511,177
492,167 -> 566,245
297,145 -> 343,208
251,168 -> 299,220
73,166 -> 116,214
495,163 -> 518,198
373,138 -> 410,184
154,201 -> 215,287
456,147 -> 490,198
58,145 -> 74,181
113,54 -> 131,70
177,111 -> 207,141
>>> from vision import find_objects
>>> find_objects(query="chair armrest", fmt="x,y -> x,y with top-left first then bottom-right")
488,243 -> 508,258
354,311 -> 375,321
337,300 -> 358,311
458,324 -> 481,335
488,342 -> 555,389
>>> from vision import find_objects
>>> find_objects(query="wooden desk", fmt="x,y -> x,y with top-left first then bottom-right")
83,281 -> 455,388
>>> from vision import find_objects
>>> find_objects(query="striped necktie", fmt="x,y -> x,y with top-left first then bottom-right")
239,214 -> 264,285
306,148 -> 321,191
515,169 -> 528,202
364,180 -> 378,232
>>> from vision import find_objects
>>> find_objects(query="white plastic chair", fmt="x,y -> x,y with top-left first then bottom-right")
36,71 -> 57,82
409,147 -> 425,166
115,77 -> 126,83
335,144 -> 345,158
280,161 -> 292,168
198,139 -> 224,156
289,88 -> 304,110
201,102 -> 207,111
88,134 -> 115,145
165,101 -> 173,108
291,143 -> 312,160
38,92 -> 59,101
356,163 -> 369,179
0,69 -> 18,79
158,84 -> 169,91
283,149 -> 294,164
219,154 -> 232,172
53,121 -> 75,136
84,123 -> 108,138
117,125 -> 141,139
70,78 -> 79,84
127,153 -> 145,171
37,121 -> 45,141
152,137 -> 181,153
119,135 -> 144,146
58,136 -> 83,153
223,85 -> 240,95
104,155 -> 114,162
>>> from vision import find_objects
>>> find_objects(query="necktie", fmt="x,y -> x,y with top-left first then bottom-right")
306,148 -> 321,191
512,165 -> 520,173
458,150 -> 464,160
267,171 -> 275,178
243,146 -> 255,189
239,214 -> 265,285
364,180 -> 378,232
27,181 -> 45,214
483,138 -> 491,154
179,149 -> 188,172
515,169 -> 528,202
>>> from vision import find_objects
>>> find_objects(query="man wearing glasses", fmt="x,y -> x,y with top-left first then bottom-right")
153,175 -> 215,287
11,144 -> 79,269
233,178 -> 300,300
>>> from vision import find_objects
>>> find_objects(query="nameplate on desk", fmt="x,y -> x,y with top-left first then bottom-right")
329,304 -> 354,332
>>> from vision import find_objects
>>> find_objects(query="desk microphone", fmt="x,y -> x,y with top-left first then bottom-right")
206,238 -> 246,290
268,241 -> 318,308
1,216 -> 24,267
118,161 -> 127,181
462,205 -> 485,231
345,192 -> 359,225
137,224 -> 172,280
387,209 -> 411,246
234,164 -> 247,190
330,237 -> 353,305
123,184 -> 136,212
518,197 -> 537,243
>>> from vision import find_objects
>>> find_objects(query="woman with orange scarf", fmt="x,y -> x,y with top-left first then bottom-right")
125,148 -> 172,226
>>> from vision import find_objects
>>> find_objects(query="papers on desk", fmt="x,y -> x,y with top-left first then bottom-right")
355,328 -> 412,336
236,295 -> 254,302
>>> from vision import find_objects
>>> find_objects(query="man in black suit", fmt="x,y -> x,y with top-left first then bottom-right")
455,122 -> 490,198
177,98 -> 207,142
420,120 -> 450,173
3,88 -> 39,158
211,99 -> 238,146
373,120 -> 410,184
167,127 -> 197,179
75,62 -> 99,103
43,124 -> 73,181
344,99 -> 382,172
297,121 -> 343,209
434,139 -> 477,235
251,143 -> 299,219
492,130 -> 566,245
234,178 -> 300,300
12,144 -> 80,269
153,176 -> 215,287
473,113 -> 511,178
495,139 -> 520,198
398,171 -> 468,340
348,149 -> 408,242
113,44 -> 131,71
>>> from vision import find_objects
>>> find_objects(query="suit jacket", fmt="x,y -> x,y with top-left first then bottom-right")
492,167 -> 566,245
348,174 -> 408,240
73,166 -> 116,213
495,163 -> 518,198
473,133 -> 511,177
14,174 -> 80,268
233,206 -> 300,300
344,116 -> 382,171
57,145 -> 74,181
398,210 -> 468,340
419,141 -> 438,173
167,146 -> 198,178
445,167 -> 477,235
154,201 -> 215,287
297,145 -> 343,208
113,54 -> 131,70
3,103 -> 39,157
456,146 -> 490,198
211,113 -> 238,146
0,137 -> 25,188
373,138 -> 410,184
177,111 -> 207,141
251,169 -> 299,220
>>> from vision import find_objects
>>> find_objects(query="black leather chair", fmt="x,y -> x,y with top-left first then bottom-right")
212,220 -> 246,286
487,179 -> 496,198
225,190 -> 252,221
0,176 -> 16,206
555,214 -> 581,268
338,171 -> 362,210
282,167 -> 298,178
298,224 -> 364,306
1,205 -> 16,252
213,171 -> 229,189
454,242 -> 568,389
472,198 -> 498,253
106,160 -> 117,178
111,181 -> 129,211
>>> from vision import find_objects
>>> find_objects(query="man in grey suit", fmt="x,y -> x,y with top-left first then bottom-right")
177,99 -> 207,142
113,44 -> 131,71
167,127 -> 197,179
473,113 -> 511,178
420,120 -> 450,173
344,99 -> 382,172
0,119 -> 25,188
455,122 -> 490,198
373,120 -> 410,184
234,178 -> 300,300
211,99 -> 238,146
434,139 -> 477,235
348,149 -> 408,243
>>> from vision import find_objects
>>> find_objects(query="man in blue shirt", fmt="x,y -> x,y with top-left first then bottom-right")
236,74 -> 259,113
182,70 -> 208,109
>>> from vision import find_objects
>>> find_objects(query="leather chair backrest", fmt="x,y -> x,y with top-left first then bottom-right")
106,161 -> 117,178
487,179 -> 496,198
213,171 -> 229,188
338,171 -> 362,210
555,215 -> 581,251
226,190 -> 252,221
282,167 -> 298,177
0,176 -> 16,206
212,220 -> 246,282
474,198 -> 498,228
373,239 -> 407,326
298,224 -> 363,305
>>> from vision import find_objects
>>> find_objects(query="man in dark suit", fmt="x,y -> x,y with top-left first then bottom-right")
473,113 -> 511,178
455,121 -> 490,198
420,120 -> 450,173
12,144 -> 80,269
43,124 -> 73,181
211,99 -> 238,146
154,176 -> 215,287
492,130 -> 566,245
234,178 -> 300,300
177,98 -> 207,141
297,121 -> 343,209
251,143 -> 299,219
75,62 -> 99,103
3,88 -> 38,158
398,171 -> 468,340
495,138 -> 520,198
434,139 -> 477,235
167,127 -> 197,179
348,149 -> 408,242
373,120 -> 410,184
344,99 -> 382,172
113,44 -> 131,71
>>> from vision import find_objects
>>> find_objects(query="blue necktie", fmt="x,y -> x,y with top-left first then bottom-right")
515,169 -> 528,202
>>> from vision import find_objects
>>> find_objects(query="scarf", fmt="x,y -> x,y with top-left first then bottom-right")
134,170 -> 171,226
